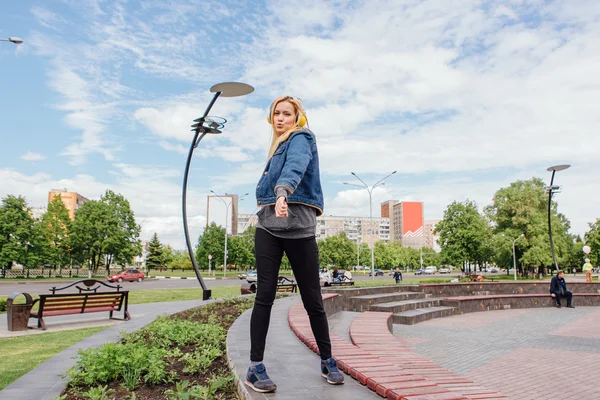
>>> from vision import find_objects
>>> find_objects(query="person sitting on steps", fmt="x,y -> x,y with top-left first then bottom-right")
550,270 -> 574,309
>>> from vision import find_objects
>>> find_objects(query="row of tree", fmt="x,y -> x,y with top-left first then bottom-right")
0,191 -> 142,272
435,178 -> 600,274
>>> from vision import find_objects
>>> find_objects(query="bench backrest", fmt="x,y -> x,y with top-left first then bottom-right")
39,292 -> 126,314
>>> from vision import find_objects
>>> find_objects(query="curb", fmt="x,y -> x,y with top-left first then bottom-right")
149,276 -> 240,280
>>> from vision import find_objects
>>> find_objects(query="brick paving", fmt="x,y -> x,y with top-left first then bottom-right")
394,307 -> 600,399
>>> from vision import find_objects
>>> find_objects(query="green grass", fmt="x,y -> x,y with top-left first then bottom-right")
0,326 -> 107,391
128,286 -> 241,304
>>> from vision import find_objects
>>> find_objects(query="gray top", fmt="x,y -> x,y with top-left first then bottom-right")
256,188 -> 317,239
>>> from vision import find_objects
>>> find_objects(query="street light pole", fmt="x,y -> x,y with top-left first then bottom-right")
546,164 -> 570,271
181,82 -> 253,300
0,37 -> 23,45
344,171 -> 397,281
512,233 -> 524,281
210,192 -> 249,278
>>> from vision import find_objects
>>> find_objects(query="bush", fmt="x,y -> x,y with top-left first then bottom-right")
0,298 -> 6,312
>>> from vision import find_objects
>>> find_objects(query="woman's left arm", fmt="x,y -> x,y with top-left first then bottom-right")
274,133 -> 313,195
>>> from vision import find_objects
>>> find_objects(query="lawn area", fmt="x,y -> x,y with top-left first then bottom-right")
128,285 -> 241,304
0,326 -> 108,391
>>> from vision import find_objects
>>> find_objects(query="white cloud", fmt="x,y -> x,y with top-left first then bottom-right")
20,152 -> 46,161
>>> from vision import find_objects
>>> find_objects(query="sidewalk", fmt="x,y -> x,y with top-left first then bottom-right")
0,299 -> 209,400
227,295 -> 380,400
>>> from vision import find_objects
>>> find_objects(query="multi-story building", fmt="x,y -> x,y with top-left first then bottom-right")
48,189 -> 89,220
383,201 -> 427,249
424,219 -> 441,252
206,194 -> 240,235
237,213 -> 389,248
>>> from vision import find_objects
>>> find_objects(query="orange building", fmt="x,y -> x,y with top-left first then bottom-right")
48,189 -> 89,220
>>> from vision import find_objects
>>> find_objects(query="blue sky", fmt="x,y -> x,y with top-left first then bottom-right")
1,0 -> 599,248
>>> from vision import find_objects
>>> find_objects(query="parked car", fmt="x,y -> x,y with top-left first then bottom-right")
369,269 -> 384,277
238,271 -> 248,280
439,267 -> 451,274
108,269 -> 145,283
489,267 -> 499,273
424,266 -> 437,275
246,270 -> 257,283
414,269 -> 424,275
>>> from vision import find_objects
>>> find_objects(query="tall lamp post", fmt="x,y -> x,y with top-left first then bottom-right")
182,82 -> 254,300
209,191 -> 249,278
0,37 -> 23,45
344,171 -> 397,280
512,233 -> 524,281
546,164 -> 570,271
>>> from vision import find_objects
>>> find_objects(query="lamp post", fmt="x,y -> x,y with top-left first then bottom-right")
546,164 -> 570,271
210,191 -> 249,278
0,37 -> 23,45
344,171 -> 397,280
208,254 -> 212,276
181,82 -> 254,300
512,233 -> 524,281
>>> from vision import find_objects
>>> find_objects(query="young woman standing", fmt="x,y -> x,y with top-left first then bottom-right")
245,96 -> 344,393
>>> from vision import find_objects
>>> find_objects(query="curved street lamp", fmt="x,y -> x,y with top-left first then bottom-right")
182,82 -> 254,300
546,164 -> 570,272
0,37 -> 23,45
344,171 -> 397,280
209,191 -> 249,278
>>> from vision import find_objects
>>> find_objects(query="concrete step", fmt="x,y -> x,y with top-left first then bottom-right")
369,298 -> 443,313
392,306 -> 455,325
348,291 -> 427,312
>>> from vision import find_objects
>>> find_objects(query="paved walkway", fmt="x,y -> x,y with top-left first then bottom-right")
0,299 -> 209,400
228,296 -> 380,400
394,307 -> 600,399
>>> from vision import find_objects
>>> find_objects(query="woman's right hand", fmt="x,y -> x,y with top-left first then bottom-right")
275,196 -> 288,217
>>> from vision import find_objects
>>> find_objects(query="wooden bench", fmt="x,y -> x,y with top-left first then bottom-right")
29,279 -> 130,330
325,275 -> 355,287
240,276 -> 298,295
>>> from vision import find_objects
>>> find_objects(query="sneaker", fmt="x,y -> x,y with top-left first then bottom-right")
556,304 -> 561,308
245,363 -> 277,393
567,305 -> 575,308
321,357 -> 344,385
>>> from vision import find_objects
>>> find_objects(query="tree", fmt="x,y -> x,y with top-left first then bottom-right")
100,190 -> 142,270
0,195 -> 35,268
168,251 -> 193,270
39,194 -> 72,268
435,200 -> 491,272
146,233 -> 164,270
584,219 -> 600,267
485,178 -> 573,275
70,200 -> 109,272
69,190 -> 141,273
318,233 -> 355,268
196,223 -> 226,269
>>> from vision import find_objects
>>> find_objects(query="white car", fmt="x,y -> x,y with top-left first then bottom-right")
439,268 -> 450,274
424,266 -> 437,275
246,270 -> 257,283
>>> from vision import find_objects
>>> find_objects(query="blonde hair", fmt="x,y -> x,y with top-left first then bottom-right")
266,96 -> 309,159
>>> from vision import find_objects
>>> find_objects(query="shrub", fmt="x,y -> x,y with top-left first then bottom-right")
0,298 -> 6,312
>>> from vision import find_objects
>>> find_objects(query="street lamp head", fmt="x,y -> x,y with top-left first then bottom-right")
547,164 -> 570,172
9,37 -> 23,44
210,82 -> 254,98
210,190 -> 216,195
351,172 -> 356,176
392,170 -> 397,174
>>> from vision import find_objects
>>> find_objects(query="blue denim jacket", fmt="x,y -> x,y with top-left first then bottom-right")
256,130 -> 324,216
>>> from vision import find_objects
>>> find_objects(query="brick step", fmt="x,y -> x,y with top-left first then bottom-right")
348,292 -> 428,312
370,298 -> 444,313
393,306 -> 455,325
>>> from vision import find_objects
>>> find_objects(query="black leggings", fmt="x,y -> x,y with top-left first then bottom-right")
250,228 -> 331,362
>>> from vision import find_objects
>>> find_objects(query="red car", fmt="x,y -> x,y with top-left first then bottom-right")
108,269 -> 145,283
